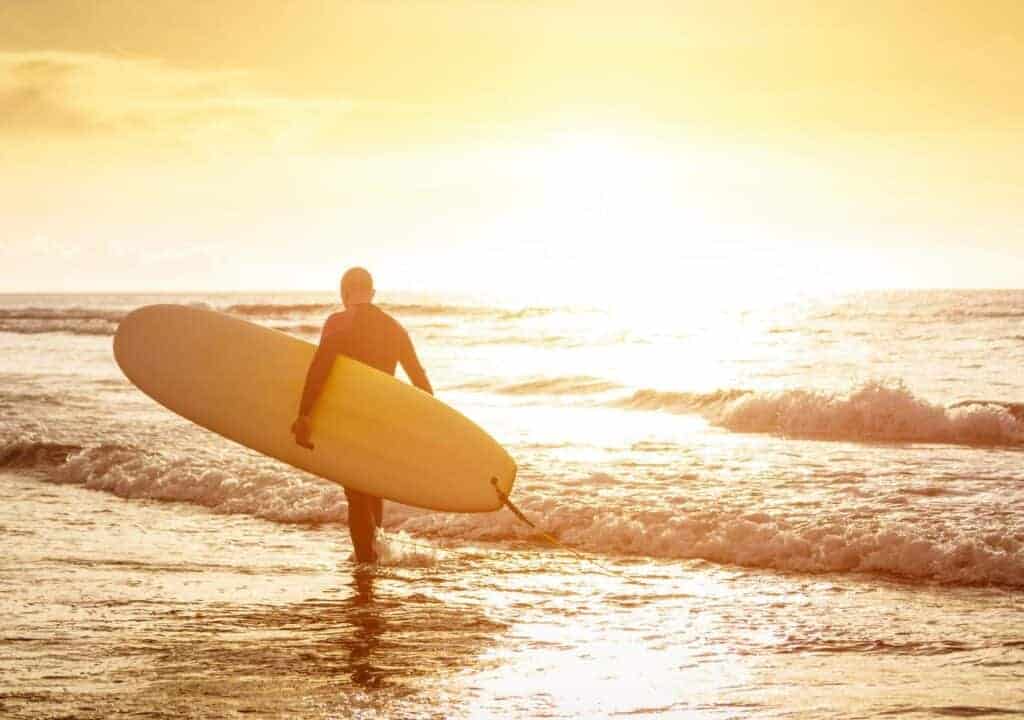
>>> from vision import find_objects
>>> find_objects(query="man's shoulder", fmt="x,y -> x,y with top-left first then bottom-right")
320,309 -> 354,339
369,304 -> 408,334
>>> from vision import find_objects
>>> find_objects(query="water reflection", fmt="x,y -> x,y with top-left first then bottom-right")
142,565 -> 508,713
346,567 -> 383,688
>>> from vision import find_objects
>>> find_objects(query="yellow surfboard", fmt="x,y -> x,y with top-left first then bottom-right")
113,304 -> 516,512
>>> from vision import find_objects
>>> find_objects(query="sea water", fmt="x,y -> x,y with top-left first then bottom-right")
1,290 -> 1022,718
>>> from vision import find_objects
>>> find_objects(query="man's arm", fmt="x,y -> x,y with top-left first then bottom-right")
297,336 -> 342,417
399,331 -> 433,396
292,325 -> 346,450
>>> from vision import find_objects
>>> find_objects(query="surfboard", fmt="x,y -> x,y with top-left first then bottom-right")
113,304 -> 516,512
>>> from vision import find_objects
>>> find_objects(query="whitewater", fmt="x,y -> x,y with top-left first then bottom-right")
2,289 -> 1022,718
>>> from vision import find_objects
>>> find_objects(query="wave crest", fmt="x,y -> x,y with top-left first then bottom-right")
7,437 -> 1022,586
617,381 -> 1024,447
394,495 -> 1024,587
4,439 -> 349,525
713,381 -> 1024,445
0,440 -> 82,468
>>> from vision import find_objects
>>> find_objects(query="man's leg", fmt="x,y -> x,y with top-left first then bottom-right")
344,488 -> 377,563
370,496 -> 383,529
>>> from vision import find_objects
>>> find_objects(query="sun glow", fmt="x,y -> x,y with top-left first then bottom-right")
3,2 -> 1021,295
448,130 -> 855,310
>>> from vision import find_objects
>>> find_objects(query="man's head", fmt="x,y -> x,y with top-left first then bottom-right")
340,267 -> 375,307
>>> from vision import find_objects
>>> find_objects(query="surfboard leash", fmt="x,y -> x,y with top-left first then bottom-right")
490,477 -> 621,578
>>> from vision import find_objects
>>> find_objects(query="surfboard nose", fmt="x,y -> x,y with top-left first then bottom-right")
114,305 -> 156,380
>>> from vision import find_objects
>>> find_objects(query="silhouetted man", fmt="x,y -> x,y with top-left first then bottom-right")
292,267 -> 433,563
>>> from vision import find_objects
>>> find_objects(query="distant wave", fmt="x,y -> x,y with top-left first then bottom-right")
0,321 -> 116,336
0,299 -> 555,337
455,375 -> 621,396
614,388 -> 753,413
194,301 -> 552,322
224,302 -> 336,317
617,381 -> 1024,447
0,307 -> 124,336
6,437 -> 1021,586
943,308 -> 1024,321
272,323 -> 322,336
0,308 -> 126,322
454,334 -> 582,347
380,303 -> 553,321
815,303 -> 1024,325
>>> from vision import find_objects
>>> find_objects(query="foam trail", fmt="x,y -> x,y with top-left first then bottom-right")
374,529 -> 443,567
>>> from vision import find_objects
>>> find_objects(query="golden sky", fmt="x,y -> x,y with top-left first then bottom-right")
2,1 -> 1022,298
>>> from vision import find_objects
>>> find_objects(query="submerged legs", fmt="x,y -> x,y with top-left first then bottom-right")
344,487 -> 383,563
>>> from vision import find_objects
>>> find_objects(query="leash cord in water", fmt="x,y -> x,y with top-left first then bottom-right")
490,477 -> 621,578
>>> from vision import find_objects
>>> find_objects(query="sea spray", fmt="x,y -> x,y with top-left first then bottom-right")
614,380 -> 1024,446
710,380 -> 1024,445
374,529 -> 443,567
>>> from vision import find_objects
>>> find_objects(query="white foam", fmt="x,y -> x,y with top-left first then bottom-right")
391,492 -> 1024,587
45,443 -> 349,525
614,381 -> 1024,446
10,436 -> 1023,586
712,381 -> 1024,445
374,529 -> 443,567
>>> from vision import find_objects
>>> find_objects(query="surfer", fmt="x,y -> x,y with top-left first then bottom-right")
291,267 -> 434,563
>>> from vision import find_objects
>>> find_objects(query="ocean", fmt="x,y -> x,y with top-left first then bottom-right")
2,289 -> 1022,718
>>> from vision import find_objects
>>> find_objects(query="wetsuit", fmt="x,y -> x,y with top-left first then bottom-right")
298,303 -> 433,562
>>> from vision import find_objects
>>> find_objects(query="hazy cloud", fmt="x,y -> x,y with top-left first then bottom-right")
1,55 -> 97,133
0,52 -> 365,152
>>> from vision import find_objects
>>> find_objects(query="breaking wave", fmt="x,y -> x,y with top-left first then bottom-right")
0,440 -> 82,468
5,435 -> 1022,587
711,382 -> 1024,445
1,438 -> 350,525
616,381 -> 1024,447
398,494 -> 1024,587
451,374 -> 1024,447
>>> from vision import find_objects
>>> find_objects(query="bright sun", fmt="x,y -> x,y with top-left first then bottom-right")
465,130 -> 842,310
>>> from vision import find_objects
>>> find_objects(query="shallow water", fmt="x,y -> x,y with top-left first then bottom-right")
2,290 -> 1023,717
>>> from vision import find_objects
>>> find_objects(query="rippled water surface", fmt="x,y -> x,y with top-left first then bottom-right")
2,290 -> 1023,717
